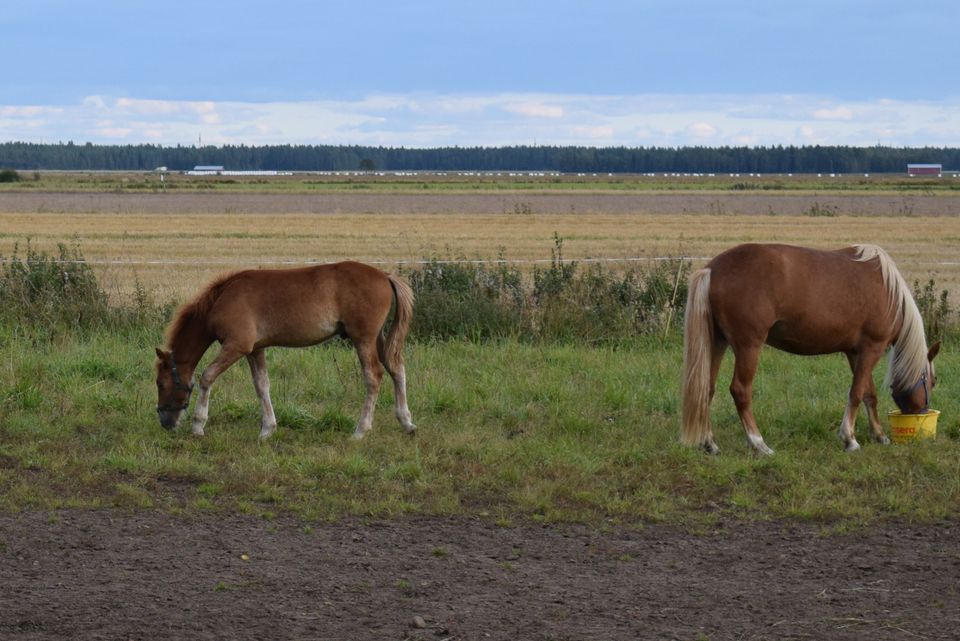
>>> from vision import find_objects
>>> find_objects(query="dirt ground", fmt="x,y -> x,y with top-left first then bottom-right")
2,511 -> 958,641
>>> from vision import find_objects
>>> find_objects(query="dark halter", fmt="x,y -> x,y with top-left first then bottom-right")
892,370 -> 930,415
157,351 -> 195,414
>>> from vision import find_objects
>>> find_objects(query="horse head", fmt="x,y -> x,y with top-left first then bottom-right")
892,341 -> 940,414
154,347 -> 195,429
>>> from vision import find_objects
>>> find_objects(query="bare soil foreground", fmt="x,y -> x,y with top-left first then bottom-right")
2,511 -> 958,641
2,190 -> 960,216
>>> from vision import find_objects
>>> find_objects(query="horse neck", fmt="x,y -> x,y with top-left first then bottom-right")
168,312 -> 214,377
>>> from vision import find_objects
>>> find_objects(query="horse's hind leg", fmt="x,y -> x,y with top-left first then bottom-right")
351,336 -> 384,440
378,335 -> 416,434
729,344 -> 774,455
247,349 -> 278,441
702,337 -> 728,454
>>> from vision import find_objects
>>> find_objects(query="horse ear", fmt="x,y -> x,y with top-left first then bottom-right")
155,347 -> 167,360
928,341 -> 941,362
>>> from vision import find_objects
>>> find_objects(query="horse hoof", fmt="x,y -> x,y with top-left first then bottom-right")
404,425 -> 418,436
703,441 -> 720,455
844,440 -> 862,453
351,431 -> 365,441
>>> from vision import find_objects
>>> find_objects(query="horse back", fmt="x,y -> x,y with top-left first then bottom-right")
706,244 -> 894,354
205,262 -> 395,348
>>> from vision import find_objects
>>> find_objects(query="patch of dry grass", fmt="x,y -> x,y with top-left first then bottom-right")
1,210 -> 959,302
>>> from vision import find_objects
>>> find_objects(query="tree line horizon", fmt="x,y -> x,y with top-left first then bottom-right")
1,141 -> 957,174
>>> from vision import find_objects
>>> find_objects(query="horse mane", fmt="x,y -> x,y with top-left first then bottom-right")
851,244 -> 928,392
164,270 -> 242,349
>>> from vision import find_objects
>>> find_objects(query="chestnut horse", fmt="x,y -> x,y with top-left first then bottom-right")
155,261 -> 416,440
682,243 -> 939,455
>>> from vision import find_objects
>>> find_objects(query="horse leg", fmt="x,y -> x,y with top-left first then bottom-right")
729,344 -> 774,455
247,349 -> 278,441
863,376 -> 890,445
841,348 -> 886,451
191,344 -> 247,436
351,336 -> 384,440
378,335 -> 416,435
702,337 -> 728,454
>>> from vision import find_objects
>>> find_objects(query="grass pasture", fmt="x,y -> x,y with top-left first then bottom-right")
1,176 -> 959,527
2,331 -> 959,526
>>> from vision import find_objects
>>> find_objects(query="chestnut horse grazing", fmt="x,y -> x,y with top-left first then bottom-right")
155,262 -> 416,440
682,243 -> 939,455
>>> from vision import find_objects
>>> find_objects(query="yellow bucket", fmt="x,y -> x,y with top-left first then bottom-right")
888,409 -> 940,444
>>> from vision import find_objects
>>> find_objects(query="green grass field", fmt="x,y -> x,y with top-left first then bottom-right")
2,326 -> 957,527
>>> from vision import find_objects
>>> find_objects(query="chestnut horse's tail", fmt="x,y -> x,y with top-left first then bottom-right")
681,268 -> 714,447
384,273 -> 415,372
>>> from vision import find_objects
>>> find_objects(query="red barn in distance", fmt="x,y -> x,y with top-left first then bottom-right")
907,163 -> 942,176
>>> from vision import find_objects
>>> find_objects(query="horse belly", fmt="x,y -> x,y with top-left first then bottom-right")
766,319 -> 858,355
259,314 -> 342,348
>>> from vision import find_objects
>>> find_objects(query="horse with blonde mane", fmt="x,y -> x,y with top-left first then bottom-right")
682,243 -> 939,455
155,261 -> 416,440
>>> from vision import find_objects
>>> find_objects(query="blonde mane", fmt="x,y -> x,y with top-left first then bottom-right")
851,244 -> 928,392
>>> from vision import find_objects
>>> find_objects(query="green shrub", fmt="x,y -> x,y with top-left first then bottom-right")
0,242 -> 166,338
404,236 -> 690,344
0,242 -> 108,332
913,278 -> 953,342
0,168 -> 20,182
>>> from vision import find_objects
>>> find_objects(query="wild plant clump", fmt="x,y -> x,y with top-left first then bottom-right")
913,279 -> 954,342
0,242 -> 109,332
403,236 -> 690,343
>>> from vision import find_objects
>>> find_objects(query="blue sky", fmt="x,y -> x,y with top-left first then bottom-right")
1,1 -> 958,147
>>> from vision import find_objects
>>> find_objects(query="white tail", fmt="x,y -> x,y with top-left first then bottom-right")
384,273 -> 414,373
681,268 -> 714,447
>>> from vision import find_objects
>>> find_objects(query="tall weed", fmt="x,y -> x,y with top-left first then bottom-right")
405,235 -> 690,343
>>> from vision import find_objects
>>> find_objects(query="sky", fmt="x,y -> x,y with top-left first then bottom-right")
1,0 -> 958,148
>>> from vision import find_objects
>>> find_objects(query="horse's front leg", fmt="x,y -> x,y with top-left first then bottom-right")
842,348 -> 887,451
247,349 -> 278,441
191,344 -> 246,436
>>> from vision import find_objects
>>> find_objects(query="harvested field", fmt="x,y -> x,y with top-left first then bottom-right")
2,191 -> 960,301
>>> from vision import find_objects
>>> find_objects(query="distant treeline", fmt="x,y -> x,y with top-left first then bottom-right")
1,141 -> 957,174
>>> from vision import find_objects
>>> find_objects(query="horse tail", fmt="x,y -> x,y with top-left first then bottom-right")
384,273 -> 415,372
681,268 -> 714,447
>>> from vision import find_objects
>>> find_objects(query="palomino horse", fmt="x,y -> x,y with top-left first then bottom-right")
155,261 -> 416,440
682,243 -> 939,455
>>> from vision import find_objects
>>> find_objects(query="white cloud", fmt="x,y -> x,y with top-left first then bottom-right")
502,101 -> 565,119
813,106 -> 854,121
686,122 -> 718,139
0,92 -> 958,148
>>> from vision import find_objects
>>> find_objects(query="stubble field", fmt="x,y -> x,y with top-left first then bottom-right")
1,189 -> 960,302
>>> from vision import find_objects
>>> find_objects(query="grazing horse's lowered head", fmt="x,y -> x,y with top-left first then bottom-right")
891,342 -> 940,415
154,348 -> 196,429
